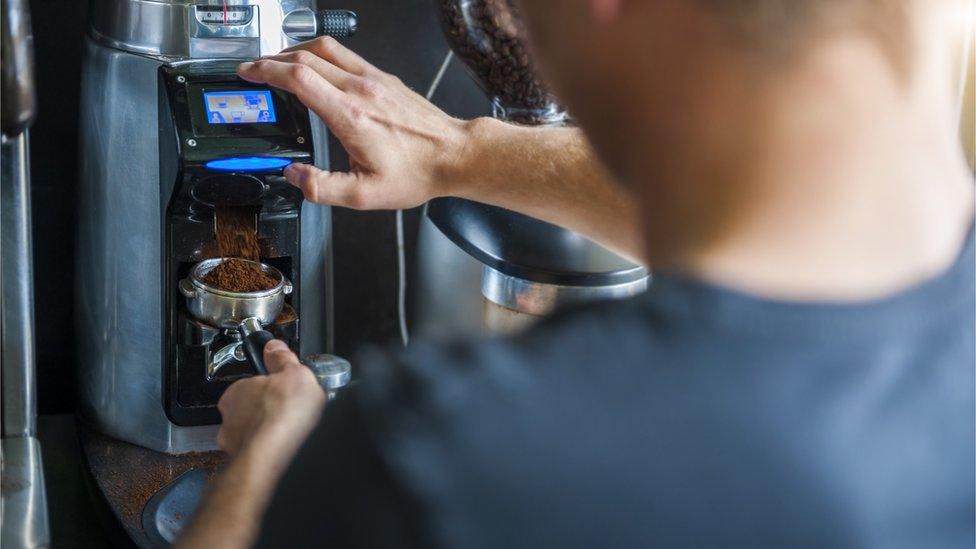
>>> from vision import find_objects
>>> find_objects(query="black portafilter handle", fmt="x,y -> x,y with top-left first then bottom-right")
238,317 -> 272,376
282,9 -> 357,41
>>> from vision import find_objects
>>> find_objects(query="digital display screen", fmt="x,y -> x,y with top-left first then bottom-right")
203,90 -> 277,124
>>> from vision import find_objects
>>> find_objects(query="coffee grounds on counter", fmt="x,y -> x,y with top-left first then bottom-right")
203,205 -> 278,292
202,258 -> 278,293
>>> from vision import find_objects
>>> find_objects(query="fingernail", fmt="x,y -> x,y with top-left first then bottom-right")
265,339 -> 287,352
238,62 -> 254,71
283,163 -> 303,186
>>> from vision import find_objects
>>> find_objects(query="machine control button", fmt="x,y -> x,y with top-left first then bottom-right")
303,354 -> 352,400
205,156 -> 292,172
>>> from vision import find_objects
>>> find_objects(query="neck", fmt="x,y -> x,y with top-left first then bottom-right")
642,19 -> 974,301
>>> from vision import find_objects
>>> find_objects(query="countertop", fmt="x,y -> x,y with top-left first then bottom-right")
79,424 -> 226,548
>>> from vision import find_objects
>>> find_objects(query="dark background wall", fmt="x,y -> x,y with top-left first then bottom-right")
29,0 -> 489,414
29,0 -> 88,415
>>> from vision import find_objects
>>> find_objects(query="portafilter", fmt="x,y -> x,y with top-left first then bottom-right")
179,258 -> 293,376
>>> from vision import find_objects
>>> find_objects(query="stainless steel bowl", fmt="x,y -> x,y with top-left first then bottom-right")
179,258 -> 292,329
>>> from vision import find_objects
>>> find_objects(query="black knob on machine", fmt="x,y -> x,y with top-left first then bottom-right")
282,9 -> 358,42
319,10 -> 357,39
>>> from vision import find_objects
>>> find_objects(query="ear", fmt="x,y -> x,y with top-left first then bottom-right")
589,0 -> 623,22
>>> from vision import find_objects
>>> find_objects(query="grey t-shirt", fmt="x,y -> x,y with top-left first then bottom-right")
259,227 -> 975,549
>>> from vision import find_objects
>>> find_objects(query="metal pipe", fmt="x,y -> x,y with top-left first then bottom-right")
1,132 -> 38,438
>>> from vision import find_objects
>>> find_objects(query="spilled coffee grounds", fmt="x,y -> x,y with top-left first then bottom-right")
203,205 -> 277,292
202,258 -> 278,293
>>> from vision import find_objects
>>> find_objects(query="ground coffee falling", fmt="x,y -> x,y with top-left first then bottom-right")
202,205 -> 278,292
214,205 -> 261,261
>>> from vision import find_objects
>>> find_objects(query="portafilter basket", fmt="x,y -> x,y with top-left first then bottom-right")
180,258 -> 292,328
179,258 -> 293,376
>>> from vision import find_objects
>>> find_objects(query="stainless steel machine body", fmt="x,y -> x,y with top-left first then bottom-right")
1,133 -> 51,549
91,0 -> 316,59
1,0 -> 50,544
77,0 -> 332,453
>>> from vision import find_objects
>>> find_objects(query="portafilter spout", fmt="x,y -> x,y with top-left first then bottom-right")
205,317 -> 275,379
206,317 -> 276,378
209,339 -> 246,381
204,316 -> 275,379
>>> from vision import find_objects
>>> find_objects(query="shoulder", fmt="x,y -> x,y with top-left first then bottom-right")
343,298 -> 833,548
348,296 -> 694,494
355,296 -> 660,420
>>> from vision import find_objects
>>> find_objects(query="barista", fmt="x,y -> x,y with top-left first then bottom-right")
178,1 -> 975,547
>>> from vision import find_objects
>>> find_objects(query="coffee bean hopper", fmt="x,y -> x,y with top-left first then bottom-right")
76,0 -> 356,454
418,0 -> 649,338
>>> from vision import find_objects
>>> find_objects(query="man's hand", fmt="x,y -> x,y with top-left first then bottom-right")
238,37 -> 645,263
217,340 -> 325,466
238,37 -> 468,210
177,341 -> 324,549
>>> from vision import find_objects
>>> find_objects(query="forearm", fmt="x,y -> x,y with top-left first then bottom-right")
176,437 -> 291,549
450,117 -> 644,263
237,46 -> 642,261
174,343 -> 324,549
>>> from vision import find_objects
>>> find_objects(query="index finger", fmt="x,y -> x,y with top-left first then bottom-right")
238,58 -> 354,133
263,339 -> 300,375
283,36 -> 377,76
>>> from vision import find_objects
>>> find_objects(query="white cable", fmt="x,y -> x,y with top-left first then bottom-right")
395,208 -> 409,346
426,50 -> 454,100
395,50 -> 455,347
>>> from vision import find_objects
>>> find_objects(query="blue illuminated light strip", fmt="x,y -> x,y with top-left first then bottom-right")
205,157 -> 293,172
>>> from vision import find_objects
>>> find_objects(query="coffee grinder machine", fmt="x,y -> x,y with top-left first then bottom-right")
77,0 -> 355,454
159,62 -> 311,427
